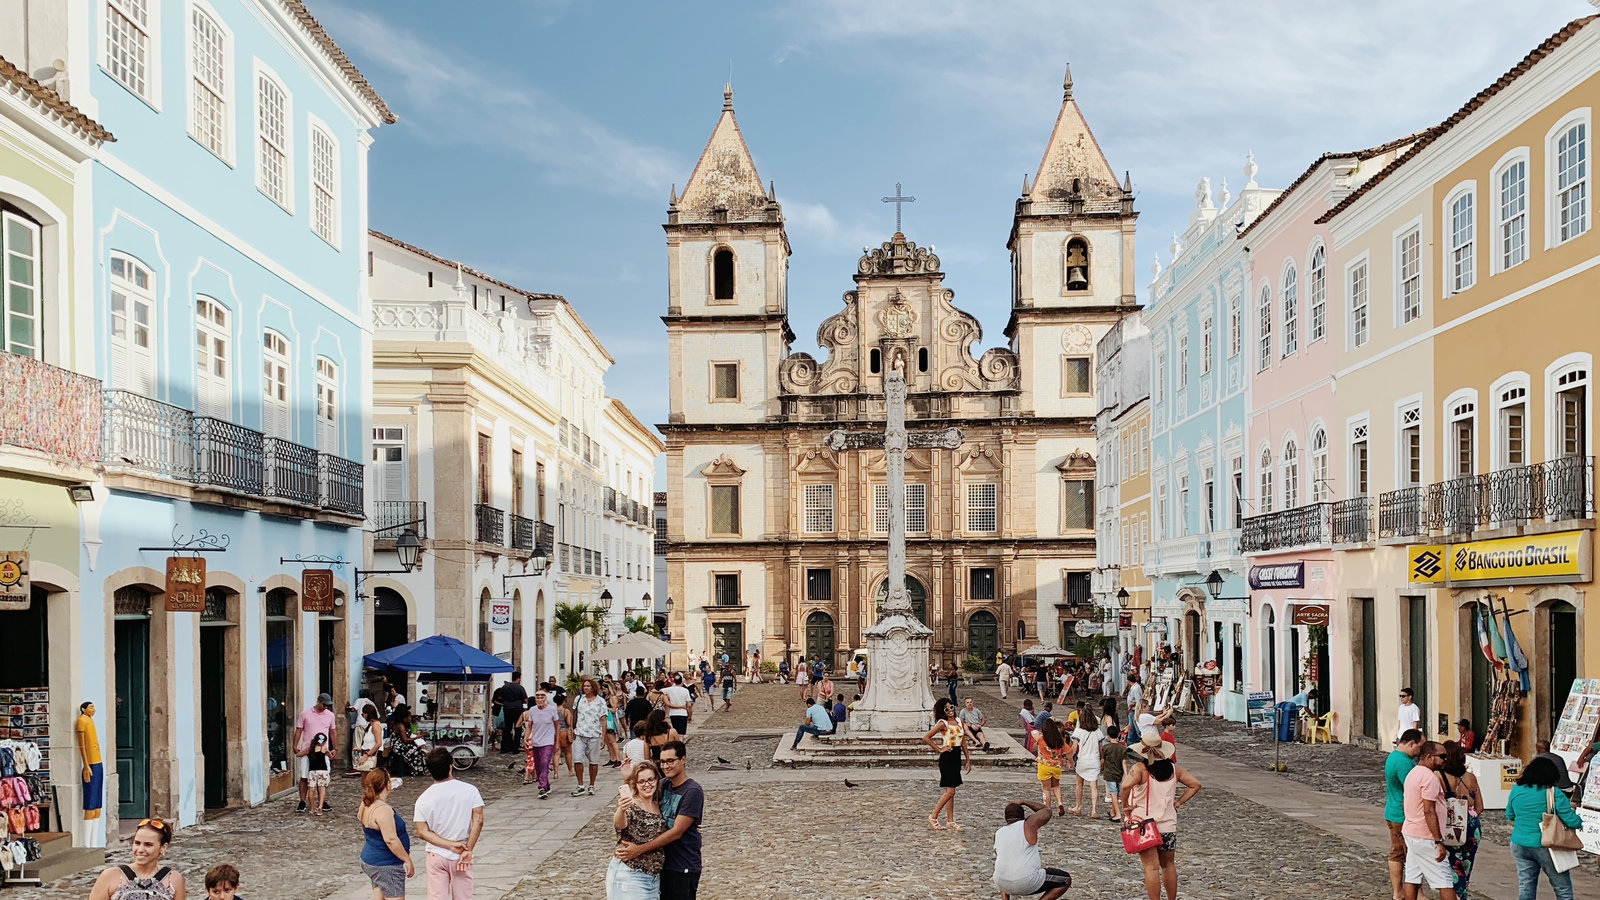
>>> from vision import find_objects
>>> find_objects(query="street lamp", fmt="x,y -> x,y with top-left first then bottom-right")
1117,587 -> 1130,609
1203,568 -> 1252,616
394,530 -> 423,572
600,588 -> 614,610
528,544 -> 549,576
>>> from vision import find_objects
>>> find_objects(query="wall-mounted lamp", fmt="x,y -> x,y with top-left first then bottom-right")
66,483 -> 95,503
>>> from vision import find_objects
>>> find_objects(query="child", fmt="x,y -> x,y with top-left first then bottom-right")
1033,718 -> 1071,816
621,721 -> 647,777
306,733 -> 332,816
205,863 -> 244,899
1100,726 -> 1128,821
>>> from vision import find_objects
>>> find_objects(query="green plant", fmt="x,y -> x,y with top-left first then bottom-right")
553,602 -> 603,675
760,660 -> 779,674
633,664 -> 654,678
961,654 -> 986,673
623,615 -> 658,636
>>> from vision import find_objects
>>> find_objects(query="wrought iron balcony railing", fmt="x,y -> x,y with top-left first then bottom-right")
535,521 -> 555,552
1330,497 -> 1372,544
510,513 -> 536,551
317,453 -> 364,515
475,503 -> 505,545
0,350 -> 103,466
1378,486 -> 1425,538
103,390 -> 194,479
373,500 -> 428,539
194,417 -> 264,494
1241,502 -> 1331,552
264,436 -> 319,505
1427,456 -> 1595,532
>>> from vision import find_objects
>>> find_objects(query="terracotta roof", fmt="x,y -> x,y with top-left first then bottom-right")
278,0 -> 396,124
0,55 -> 114,143
608,398 -> 665,452
368,229 -> 614,364
1238,130 -> 1431,239
1318,16 -> 1595,225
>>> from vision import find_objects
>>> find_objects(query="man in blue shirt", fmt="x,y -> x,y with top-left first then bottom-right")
1384,729 -> 1422,900
791,697 -> 835,749
1035,701 -> 1055,732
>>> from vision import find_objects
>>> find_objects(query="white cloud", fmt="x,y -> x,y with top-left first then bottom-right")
784,199 -> 881,253
317,2 -> 681,196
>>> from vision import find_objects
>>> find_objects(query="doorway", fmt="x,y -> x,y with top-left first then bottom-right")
373,588 -> 408,653
875,576 -> 928,626
1405,595 -> 1429,736
1263,607 -> 1278,697
1358,598 -> 1377,740
1547,600 -> 1577,736
711,622 -> 743,664
967,611 -> 998,669
1183,609 -> 1201,670
1468,605 -> 1491,735
114,610 -> 151,821
804,611 -> 835,668
200,625 -> 227,809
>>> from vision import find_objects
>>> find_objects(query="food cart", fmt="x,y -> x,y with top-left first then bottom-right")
363,634 -> 511,771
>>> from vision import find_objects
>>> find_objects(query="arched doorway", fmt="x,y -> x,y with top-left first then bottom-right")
1547,600 -> 1577,735
874,575 -> 928,625
199,586 -> 240,810
113,584 -> 153,819
373,588 -> 408,653
478,588 -> 493,652
805,611 -> 835,667
1183,608 -> 1202,671
967,611 -> 998,668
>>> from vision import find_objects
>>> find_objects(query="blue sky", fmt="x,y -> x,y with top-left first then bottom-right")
319,0 -> 1587,469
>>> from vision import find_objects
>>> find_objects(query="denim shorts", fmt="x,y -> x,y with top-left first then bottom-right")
361,861 -> 406,897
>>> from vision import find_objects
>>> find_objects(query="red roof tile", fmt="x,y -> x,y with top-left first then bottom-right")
0,55 -> 114,143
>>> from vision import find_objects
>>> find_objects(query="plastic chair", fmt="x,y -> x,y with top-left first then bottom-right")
1307,711 -> 1335,743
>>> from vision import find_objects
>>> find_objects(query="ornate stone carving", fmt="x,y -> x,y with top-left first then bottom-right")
878,290 -> 917,337
778,352 -> 819,393
857,235 -> 940,276
700,454 -> 746,479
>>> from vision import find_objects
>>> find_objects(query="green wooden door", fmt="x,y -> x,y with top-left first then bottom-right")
115,618 -> 150,820
966,611 -> 998,668
804,612 -> 835,669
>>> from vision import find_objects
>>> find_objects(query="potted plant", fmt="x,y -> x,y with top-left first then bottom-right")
961,654 -> 985,685
760,660 -> 779,683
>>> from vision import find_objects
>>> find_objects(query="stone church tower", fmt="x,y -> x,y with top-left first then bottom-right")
662,70 -> 1136,669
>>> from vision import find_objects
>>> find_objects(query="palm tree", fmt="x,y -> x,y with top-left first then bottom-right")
622,615 -> 657,636
553,602 -> 599,675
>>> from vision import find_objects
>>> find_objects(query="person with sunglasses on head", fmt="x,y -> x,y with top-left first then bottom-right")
89,817 -> 185,900
616,741 -> 703,900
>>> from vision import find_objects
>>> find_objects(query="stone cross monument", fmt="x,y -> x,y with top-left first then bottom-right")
825,357 -> 961,732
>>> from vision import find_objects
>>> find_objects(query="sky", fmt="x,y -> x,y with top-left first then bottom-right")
318,0 -> 1589,483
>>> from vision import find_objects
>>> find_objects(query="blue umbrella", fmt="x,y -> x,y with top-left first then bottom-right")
363,634 -> 513,674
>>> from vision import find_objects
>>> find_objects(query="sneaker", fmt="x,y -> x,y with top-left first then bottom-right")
586,785 -> 598,795
572,786 -> 587,796
296,800 -> 308,813
538,789 -> 549,799
321,801 -> 332,812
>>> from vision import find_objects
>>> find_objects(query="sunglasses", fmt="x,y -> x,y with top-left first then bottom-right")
136,818 -> 167,829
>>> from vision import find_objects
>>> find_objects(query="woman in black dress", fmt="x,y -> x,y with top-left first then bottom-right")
922,698 -> 972,830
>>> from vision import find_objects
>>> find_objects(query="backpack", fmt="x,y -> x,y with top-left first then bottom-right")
115,865 -> 175,899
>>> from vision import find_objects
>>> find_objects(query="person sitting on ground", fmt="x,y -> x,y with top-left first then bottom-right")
958,697 -> 988,749
204,863 -> 246,899
791,696 -> 835,750
831,694 -> 849,733
991,799 -> 1072,900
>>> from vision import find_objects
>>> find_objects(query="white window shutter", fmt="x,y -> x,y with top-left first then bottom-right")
316,414 -> 337,454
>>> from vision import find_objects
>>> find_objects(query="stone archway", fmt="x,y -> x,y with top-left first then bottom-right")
804,610 -> 836,668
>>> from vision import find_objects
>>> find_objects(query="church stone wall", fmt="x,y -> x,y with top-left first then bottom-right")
670,234 -> 772,316
677,330 -> 774,423
679,442 -> 768,540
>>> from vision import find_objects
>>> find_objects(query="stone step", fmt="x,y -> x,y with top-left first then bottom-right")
772,727 -> 1036,768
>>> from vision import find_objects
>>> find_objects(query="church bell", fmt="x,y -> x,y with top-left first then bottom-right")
1066,266 -> 1089,291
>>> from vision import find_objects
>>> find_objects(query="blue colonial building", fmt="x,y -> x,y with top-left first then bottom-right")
1143,162 -> 1277,722
81,0 -> 391,830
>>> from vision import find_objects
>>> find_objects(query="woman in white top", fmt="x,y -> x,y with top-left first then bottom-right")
1068,723 -> 1104,817
355,705 -> 384,772
795,664 -> 811,700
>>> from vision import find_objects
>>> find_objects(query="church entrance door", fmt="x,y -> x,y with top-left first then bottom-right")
874,576 -> 927,626
966,611 -> 998,669
712,622 -> 744,667
805,611 -> 836,670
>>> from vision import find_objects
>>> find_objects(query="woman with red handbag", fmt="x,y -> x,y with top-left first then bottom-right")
1119,735 -> 1200,900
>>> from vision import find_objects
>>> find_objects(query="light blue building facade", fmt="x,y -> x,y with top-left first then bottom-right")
80,0 -> 390,830
1143,168 -> 1278,722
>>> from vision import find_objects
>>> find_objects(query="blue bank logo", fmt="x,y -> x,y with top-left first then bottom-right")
1412,550 -> 1442,580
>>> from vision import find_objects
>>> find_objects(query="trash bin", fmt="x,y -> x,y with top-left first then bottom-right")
1275,702 -> 1299,742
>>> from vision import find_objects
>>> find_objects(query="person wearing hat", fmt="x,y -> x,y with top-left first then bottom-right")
1120,734 -> 1200,900
294,692 -> 339,813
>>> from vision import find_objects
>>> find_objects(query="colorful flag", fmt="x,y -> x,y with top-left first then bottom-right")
1474,606 -> 1502,671
1484,603 -> 1509,665
1500,607 -> 1531,692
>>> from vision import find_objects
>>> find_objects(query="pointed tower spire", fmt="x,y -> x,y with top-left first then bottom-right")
1027,63 -> 1119,204
1062,63 -> 1073,101
677,84 -> 772,221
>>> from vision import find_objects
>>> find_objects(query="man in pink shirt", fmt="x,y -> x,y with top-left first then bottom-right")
1399,741 -> 1455,900
293,692 -> 338,813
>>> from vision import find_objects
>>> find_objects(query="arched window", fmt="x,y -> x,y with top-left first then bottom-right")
1310,428 -> 1329,502
712,248 -> 734,300
869,348 -> 881,374
195,296 -> 231,418
1554,120 -> 1589,243
918,347 -> 929,372
1282,439 -> 1299,509
1308,245 -> 1326,342
1064,237 -> 1090,291
1258,448 -> 1274,514
315,357 -> 338,453
1281,265 -> 1298,356
262,329 -> 291,438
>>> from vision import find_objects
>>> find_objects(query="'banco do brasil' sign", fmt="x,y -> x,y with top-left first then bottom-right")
1408,529 -> 1590,586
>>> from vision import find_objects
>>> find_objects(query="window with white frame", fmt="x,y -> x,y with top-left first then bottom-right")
1282,266 -> 1298,355
1497,385 -> 1527,469
1155,350 -> 1166,403
256,72 -> 290,208
1156,483 -> 1168,540
1282,439 -> 1299,509
188,7 -> 228,159
905,482 -> 927,532
1311,428 -> 1329,503
1401,407 -> 1422,487
966,482 -> 997,532
1140,425 -> 1149,471
261,329 -> 291,438
1064,477 -> 1094,529
1498,159 -> 1528,269
1258,448 -> 1273,515
1349,260 -> 1369,348
2,212 -> 42,359
1449,399 -> 1476,477
372,426 -> 407,503
1449,189 -> 1475,293
1257,286 -> 1272,371
194,296 -> 230,418
1177,473 -> 1190,536
315,357 -> 338,453
1228,297 -> 1241,358
1555,122 -> 1589,242
1176,334 -> 1189,389
310,126 -> 339,246
105,0 -> 152,100
1555,366 -> 1588,458
109,254 -> 156,395
1308,245 -> 1326,342
802,483 -> 834,533
1201,316 -> 1213,374
1230,455 -> 1244,528
1350,422 -> 1369,497
1398,228 -> 1421,323
1202,465 -> 1215,532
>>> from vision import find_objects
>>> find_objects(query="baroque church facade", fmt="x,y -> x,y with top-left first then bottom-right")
661,71 -> 1138,669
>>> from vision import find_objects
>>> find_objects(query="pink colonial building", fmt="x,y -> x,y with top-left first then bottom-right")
1237,136 -> 1417,742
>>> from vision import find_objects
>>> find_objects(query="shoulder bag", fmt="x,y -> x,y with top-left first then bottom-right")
1540,787 -> 1585,851
1121,774 -> 1163,854
1439,773 -> 1468,848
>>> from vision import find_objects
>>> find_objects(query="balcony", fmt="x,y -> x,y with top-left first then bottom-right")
1427,456 -> 1595,533
604,487 -> 618,515
1242,503 -> 1331,553
317,453 -> 364,515
1330,497 -> 1372,544
371,297 -> 552,398
264,436 -> 319,505
510,513 -> 535,551
475,503 -> 505,545
373,500 -> 428,539
1379,486 -> 1426,538
0,350 -> 103,467
104,390 -> 194,479
194,417 -> 264,495
535,521 -> 555,552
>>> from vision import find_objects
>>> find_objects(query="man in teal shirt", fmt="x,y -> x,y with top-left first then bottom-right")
1384,730 -> 1423,900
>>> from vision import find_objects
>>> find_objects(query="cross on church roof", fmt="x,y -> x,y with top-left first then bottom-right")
881,182 -> 915,234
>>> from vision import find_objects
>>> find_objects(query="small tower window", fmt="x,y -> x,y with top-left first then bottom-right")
1065,237 -> 1090,291
918,348 -> 929,372
870,349 -> 882,374
713,248 -> 735,301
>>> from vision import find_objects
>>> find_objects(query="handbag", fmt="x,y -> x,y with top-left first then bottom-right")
1121,777 -> 1163,854
1540,787 -> 1584,851
1440,775 -> 1469,848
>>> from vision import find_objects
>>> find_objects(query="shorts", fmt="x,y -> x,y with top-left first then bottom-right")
721,686 -> 733,700
1159,831 -> 1178,852
1105,779 -> 1121,798
307,768 -> 331,788
1403,834 -> 1452,889
1036,763 -> 1061,782
1386,820 -> 1408,862
362,861 -> 407,897
997,867 -> 1073,896
572,734 -> 605,765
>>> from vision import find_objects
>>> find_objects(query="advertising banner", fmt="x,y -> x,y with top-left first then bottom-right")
1409,530 -> 1588,586
489,600 -> 512,634
1248,563 -> 1304,590
1291,605 -> 1330,627
0,551 -> 28,610
301,569 -> 336,613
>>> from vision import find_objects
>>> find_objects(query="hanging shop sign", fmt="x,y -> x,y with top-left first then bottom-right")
0,551 -> 28,610
1248,562 -> 1304,590
301,569 -> 336,613
489,600 -> 512,634
1291,605 -> 1330,627
1118,612 -> 1133,630
1408,530 -> 1590,586
164,556 -> 206,612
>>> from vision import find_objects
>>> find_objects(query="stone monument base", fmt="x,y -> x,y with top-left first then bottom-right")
773,726 -> 1035,768
846,613 -> 936,735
